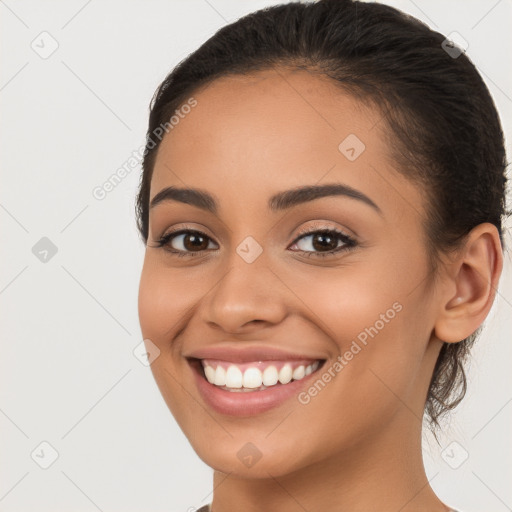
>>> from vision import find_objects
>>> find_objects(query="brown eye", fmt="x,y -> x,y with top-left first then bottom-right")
155,229 -> 217,255
289,228 -> 357,257
180,232 -> 210,251
311,232 -> 339,252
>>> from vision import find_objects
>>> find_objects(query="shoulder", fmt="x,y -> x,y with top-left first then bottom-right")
193,505 -> 461,512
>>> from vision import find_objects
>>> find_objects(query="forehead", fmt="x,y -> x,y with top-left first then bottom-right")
150,68 -> 422,220
154,68 -> 379,169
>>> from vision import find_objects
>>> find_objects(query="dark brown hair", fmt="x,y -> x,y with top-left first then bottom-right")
136,0 -> 508,429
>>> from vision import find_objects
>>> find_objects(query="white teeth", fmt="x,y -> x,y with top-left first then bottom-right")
204,365 -> 216,383
201,360 -> 322,391
292,365 -> 305,380
278,364 -> 293,384
262,365 -> 279,386
243,367 -> 263,388
214,365 -> 226,386
305,361 -> 319,375
225,365 -> 243,388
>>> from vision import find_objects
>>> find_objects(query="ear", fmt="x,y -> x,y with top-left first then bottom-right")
434,223 -> 503,344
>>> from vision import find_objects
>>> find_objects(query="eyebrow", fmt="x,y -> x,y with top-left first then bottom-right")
149,183 -> 382,215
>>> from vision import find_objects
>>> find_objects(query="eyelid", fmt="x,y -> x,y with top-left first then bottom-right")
291,221 -> 356,241
157,221 -> 355,244
158,223 -> 216,241
153,221 -> 358,258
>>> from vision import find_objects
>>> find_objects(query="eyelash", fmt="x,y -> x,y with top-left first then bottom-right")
291,226 -> 357,258
152,224 -> 357,259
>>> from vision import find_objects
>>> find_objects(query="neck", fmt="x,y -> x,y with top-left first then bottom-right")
210,412 -> 450,512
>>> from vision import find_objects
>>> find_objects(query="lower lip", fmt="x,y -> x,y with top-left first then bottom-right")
190,360 -> 324,416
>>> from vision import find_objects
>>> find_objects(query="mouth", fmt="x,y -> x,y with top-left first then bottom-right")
197,358 -> 324,391
187,357 -> 326,415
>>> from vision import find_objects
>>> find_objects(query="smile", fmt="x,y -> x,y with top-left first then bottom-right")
201,359 -> 321,392
187,356 -> 326,416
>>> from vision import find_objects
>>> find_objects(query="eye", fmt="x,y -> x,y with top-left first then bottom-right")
288,227 -> 357,258
151,225 -> 357,259
152,228 -> 217,257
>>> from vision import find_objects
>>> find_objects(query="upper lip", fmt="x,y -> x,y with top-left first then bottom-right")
184,345 -> 326,363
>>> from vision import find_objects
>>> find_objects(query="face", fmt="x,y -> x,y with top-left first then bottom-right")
138,68 -> 444,477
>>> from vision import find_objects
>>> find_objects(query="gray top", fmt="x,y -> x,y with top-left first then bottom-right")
195,504 -> 460,511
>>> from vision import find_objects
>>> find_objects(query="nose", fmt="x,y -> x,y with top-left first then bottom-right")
200,251 -> 288,335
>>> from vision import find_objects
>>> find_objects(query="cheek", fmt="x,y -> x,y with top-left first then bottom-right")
292,263 -> 429,410
288,263 -> 403,349
138,266 -> 165,341
137,260 -> 198,427
138,259 -> 192,340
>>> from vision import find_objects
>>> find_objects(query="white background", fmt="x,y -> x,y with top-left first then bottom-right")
1,1 -> 511,511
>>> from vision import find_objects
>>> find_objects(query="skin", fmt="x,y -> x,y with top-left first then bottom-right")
138,67 -> 502,512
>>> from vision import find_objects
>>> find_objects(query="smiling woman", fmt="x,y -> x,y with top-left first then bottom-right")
135,1 -> 507,511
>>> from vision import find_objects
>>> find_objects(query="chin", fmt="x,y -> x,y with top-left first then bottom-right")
190,434 -> 324,480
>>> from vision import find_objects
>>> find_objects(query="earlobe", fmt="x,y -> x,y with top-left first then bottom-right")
434,223 -> 503,344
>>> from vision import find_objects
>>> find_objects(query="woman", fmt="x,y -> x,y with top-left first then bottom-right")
136,1 -> 507,510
